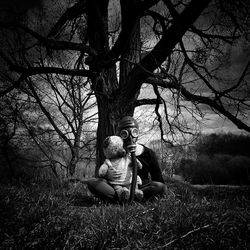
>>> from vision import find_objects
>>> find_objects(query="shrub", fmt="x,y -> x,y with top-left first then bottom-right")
195,133 -> 250,158
190,155 -> 231,185
177,154 -> 249,185
227,156 -> 250,185
175,158 -> 196,182
0,142 -> 58,183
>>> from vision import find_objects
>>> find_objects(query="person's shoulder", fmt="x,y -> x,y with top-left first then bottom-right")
135,143 -> 145,156
137,144 -> 155,155
139,144 -> 153,152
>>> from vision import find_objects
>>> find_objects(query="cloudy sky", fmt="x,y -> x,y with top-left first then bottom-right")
1,0 -> 249,145
135,36 -> 250,145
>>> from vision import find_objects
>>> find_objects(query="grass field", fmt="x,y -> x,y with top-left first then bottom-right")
0,179 -> 249,249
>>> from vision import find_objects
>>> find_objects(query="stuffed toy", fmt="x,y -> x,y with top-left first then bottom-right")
98,135 -> 143,201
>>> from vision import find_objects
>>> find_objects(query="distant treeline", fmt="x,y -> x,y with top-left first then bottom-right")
176,133 -> 250,185
195,133 -> 250,158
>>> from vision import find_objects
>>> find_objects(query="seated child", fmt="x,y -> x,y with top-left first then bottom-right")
98,135 -> 143,201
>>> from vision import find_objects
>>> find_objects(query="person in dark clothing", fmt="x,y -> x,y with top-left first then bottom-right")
87,116 -> 167,202
137,147 -> 165,185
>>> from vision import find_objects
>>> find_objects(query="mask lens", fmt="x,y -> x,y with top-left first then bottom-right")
120,129 -> 129,139
131,128 -> 139,138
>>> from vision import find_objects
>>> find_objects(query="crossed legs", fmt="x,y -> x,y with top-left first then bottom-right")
87,178 -> 167,202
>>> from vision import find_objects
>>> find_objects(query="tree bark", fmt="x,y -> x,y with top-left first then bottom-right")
86,0 -> 142,170
95,94 -> 117,172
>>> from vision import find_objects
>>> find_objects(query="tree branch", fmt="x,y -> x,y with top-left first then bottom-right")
163,0 -> 239,44
135,98 -> 161,107
26,78 -> 73,148
0,22 -> 96,55
145,73 -> 250,133
11,65 -> 93,78
48,0 -> 87,37
181,87 -> 250,132
190,25 -> 240,44
119,0 -> 211,110
0,74 -> 27,97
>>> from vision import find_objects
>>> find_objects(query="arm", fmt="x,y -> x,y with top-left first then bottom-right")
127,155 -> 142,169
137,146 -> 165,183
136,158 -> 142,169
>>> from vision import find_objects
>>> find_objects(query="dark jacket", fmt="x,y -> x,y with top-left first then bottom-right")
137,145 -> 165,185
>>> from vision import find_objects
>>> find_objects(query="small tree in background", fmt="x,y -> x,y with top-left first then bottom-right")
0,96 -> 19,178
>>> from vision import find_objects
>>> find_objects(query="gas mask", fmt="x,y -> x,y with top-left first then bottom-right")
118,116 -> 140,152
120,127 -> 139,153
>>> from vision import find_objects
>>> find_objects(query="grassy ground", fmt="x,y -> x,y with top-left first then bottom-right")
0,179 -> 249,250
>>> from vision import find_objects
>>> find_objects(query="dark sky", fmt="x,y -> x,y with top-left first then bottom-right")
0,0 -> 249,138
0,0 -> 42,21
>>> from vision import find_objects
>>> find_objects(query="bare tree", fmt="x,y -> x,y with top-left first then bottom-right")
0,0 -> 250,170
19,70 -> 97,176
0,96 -> 20,177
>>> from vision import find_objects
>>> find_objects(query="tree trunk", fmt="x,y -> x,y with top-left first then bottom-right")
94,68 -> 119,173
95,97 -> 116,172
69,148 -> 78,176
69,107 -> 85,176
94,21 -> 141,171
86,0 -> 141,172
119,1 -> 141,115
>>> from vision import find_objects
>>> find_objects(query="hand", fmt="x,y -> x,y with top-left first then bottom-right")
136,159 -> 142,169
127,144 -> 137,153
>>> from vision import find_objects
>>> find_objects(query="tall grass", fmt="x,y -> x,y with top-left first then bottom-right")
0,181 -> 249,249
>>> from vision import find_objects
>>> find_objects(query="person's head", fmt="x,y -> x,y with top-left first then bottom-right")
117,116 -> 139,148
